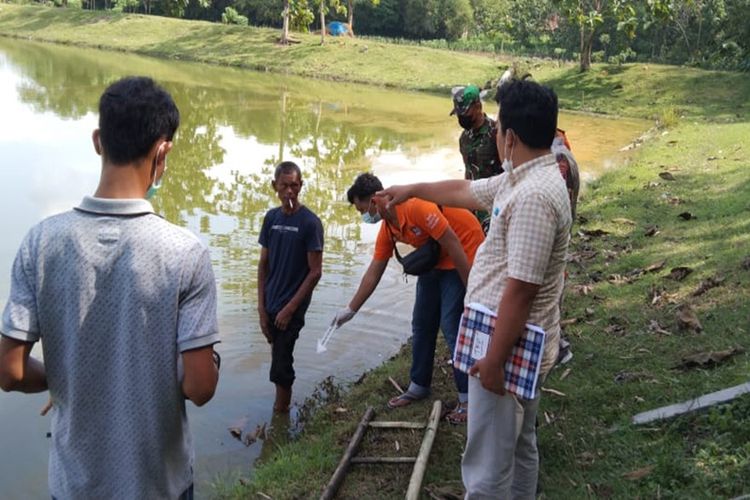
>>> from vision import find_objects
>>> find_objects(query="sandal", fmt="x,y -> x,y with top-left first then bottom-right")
445,402 -> 468,424
387,391 -> 426,409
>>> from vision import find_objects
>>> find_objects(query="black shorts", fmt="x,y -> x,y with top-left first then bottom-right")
268,309 -> 306,388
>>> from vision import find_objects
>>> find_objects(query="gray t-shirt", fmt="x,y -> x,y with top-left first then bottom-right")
1,196 -> 220,499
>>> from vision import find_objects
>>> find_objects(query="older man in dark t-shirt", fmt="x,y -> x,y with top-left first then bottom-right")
258,161 -> 324,413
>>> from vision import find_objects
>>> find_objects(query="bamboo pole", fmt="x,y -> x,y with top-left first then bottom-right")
351,457 -> 416,464
320,406 -> 375,500
388,376 -> 405,394
368,421 -> 425,429
405,400 -> 442,500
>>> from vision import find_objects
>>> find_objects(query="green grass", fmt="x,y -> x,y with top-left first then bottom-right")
213,342 -> 468,499
0,4 -> 502,93
4,5 -> 749,497
2,5 -> 750,123
220,121 -> 750,500
537,120 -> 750,498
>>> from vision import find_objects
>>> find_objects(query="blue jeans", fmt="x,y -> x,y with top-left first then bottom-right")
410,268 -> 468,395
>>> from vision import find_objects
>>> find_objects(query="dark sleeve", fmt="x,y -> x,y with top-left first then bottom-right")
306,212 -> 324,252
459,133 -> 469,169
258,210 -> 271,248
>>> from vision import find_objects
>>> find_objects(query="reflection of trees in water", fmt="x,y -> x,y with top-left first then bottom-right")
2,39 -> 418,296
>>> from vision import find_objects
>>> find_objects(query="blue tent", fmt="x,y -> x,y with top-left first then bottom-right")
327,21 -> 350,36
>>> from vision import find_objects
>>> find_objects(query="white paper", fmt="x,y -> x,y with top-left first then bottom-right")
316,323 -> 338,354
471,332 -> 490,359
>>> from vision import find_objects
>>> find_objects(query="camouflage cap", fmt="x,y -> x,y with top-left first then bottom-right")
450,85 -> 481,116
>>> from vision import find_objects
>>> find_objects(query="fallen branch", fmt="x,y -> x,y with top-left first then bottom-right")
541,387 -> 567,397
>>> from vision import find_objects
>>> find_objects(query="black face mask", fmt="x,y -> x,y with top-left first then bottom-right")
458,114 -> 474,130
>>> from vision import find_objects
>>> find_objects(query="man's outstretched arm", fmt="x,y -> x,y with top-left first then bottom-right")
378,180 -> 484,211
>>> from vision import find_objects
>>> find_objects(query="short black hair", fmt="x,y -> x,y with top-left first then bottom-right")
274,161 -> 302,180
346,173 -> 383,204
99,77 -> 179,165
496,79 -> 557,149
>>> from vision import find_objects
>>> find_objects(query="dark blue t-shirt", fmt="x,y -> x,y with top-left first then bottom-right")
259,205 -> 324,315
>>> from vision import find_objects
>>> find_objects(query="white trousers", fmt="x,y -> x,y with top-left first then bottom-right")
462,376 -> 541,499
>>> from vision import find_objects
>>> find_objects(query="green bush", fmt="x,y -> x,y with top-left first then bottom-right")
608,47 -> 637,65
221,6 -> 248,26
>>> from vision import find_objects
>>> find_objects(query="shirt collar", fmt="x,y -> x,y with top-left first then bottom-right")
511,153 -> 557,176
74,196 -> 155,216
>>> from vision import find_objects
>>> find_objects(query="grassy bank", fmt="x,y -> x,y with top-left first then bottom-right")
3,5 -> 749,498
0,4 -> 501,93
2,4 -> 750,123
220,121 -> 750,499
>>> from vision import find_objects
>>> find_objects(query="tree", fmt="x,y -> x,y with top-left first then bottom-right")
556,0 -> 638,71
402,0 -> 473,40
346,0 -> 379,34
314,0 -> 346,44
281,0 -> 291,43
440,0 -> 473,39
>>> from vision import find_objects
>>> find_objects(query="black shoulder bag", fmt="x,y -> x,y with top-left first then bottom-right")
386,207 -> 443,276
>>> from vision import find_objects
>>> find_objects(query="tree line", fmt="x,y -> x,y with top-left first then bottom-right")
33,0 -> 750,72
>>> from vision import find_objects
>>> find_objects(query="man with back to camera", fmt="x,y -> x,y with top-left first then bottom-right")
452,84 -> 502,232
0,76 -> 220,500
380,79 -> 571,497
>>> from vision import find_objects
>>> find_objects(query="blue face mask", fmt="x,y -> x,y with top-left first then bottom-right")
362,210 -> 382,224
146,145 -> 167,200
145,178 -> 162,200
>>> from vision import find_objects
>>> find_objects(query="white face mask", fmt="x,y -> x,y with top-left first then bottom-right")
502,133 -> 514,174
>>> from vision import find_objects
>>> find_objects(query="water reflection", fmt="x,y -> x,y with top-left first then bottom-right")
0,37 -> 649,498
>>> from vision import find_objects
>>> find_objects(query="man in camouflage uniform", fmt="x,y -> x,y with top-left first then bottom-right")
451,85 -> 502,232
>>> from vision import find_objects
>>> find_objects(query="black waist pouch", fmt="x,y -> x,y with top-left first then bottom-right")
395,238 -> 441,276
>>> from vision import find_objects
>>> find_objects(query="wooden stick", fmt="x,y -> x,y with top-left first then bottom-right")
39,398 -> 53,416
368,421 -> 425,429
406,400 -> 442,500
351,456 -> 416,464
320,406 -> 375,500
541,387 -> 567,397
388,376 -> 405,394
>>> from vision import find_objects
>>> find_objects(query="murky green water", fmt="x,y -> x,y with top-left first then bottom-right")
0,37 -> 648,498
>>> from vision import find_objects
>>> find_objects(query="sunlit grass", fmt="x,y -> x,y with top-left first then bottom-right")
2,4 -> 750,124
3,4 -> 748,496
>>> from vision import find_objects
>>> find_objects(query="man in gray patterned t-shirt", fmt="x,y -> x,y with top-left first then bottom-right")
0,77 -> 220,500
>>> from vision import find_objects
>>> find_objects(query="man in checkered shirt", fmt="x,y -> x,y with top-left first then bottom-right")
380,79 -> 571,499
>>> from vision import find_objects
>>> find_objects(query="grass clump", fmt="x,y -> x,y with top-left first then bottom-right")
657,106 -> 680,129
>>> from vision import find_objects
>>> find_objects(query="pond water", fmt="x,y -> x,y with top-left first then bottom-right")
0,38 -> 648,498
